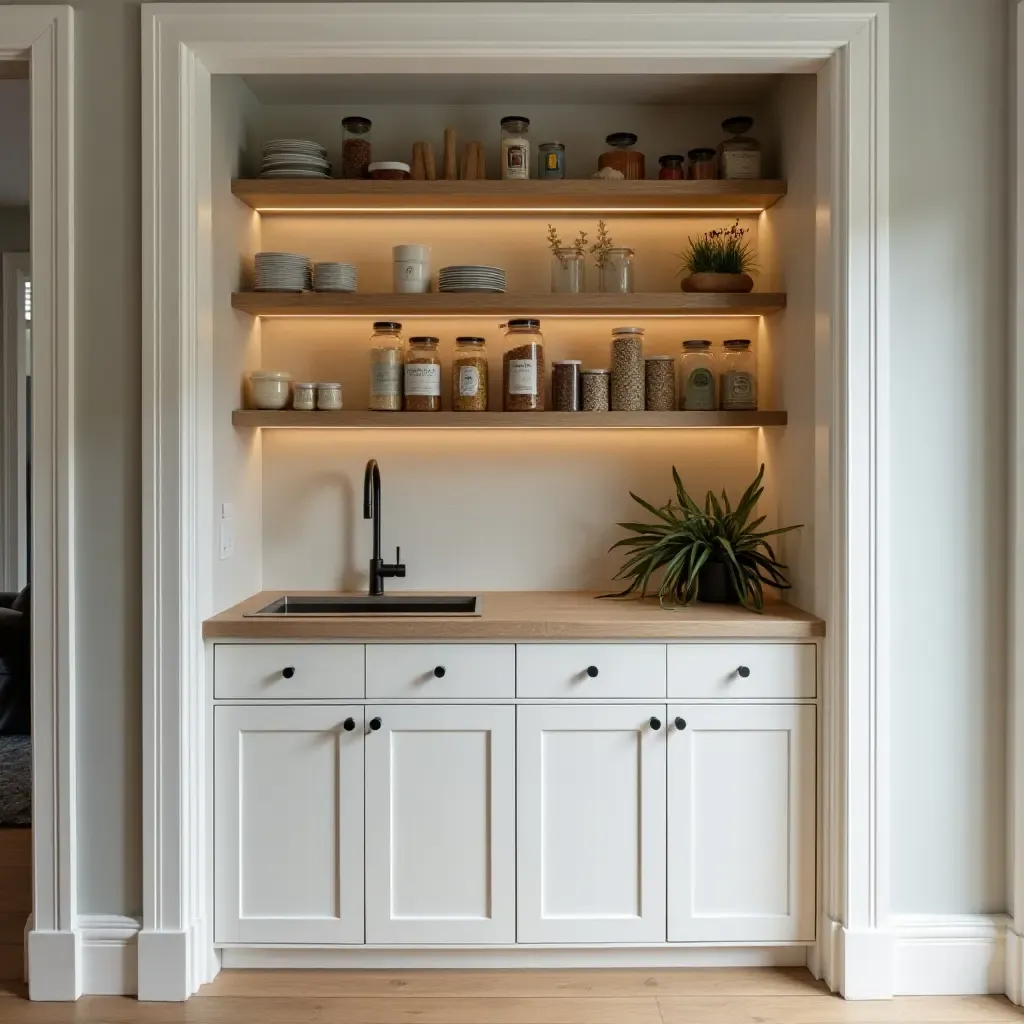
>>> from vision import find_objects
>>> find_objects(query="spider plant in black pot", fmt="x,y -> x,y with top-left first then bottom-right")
603,464 -> 801,612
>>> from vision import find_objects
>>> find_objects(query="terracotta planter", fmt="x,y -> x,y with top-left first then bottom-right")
697,559 -> 739,604
682,272 -> 754,294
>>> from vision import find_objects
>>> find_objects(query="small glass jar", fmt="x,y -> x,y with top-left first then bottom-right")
317,383 -> 343,411
538,142 -> 566,179
599,133 -> 645,180
581,369 -> 611,412
719,116 -> 762,180
658,154 -> 685,180
551,249 -> 585,294
341,116 -> 372,179
680,339 -> 717,410
452,336 -> 489,412
599,248 -> 634,294
644,357 -> 676,411
720,338 -> 757,410
292,382 -> 316,411
610,326 -> 645,411
687,147 -> 717,180
500,116 -> 530,180
369,320 -> 404,412
552,360 -> 582,411
503,319 -> 545,411
404,336 -> 442,412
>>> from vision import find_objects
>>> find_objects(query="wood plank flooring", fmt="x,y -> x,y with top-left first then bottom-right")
0,828 -> 29,983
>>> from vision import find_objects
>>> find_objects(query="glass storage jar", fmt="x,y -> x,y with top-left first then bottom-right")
720,338 -> 757,410
658,154 -> 685,180
687,147 -> 717,180
500,116 -> 531,180
341,116 -> 372,179
719,116 -> 762,180
316,383 -> 343,411
552,360 -> 581,411
680,339 -> 717,410
599,132 -> 645,180
551,248 -> 585,294
599,247 -> 634,294
644,357 -> 676,411
538,142 -> 566,179
292,382 -> 316,411
581,369 -> 611,412
452,336 -> 489,412
610,326 -> 645,411
369,321 -> 404,411
404,336 -> 442,412
503,319 -> 545,410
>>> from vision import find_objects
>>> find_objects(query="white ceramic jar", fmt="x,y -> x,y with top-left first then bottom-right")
392,244 -> 431,294
292,382 -> 316,410
249,370 -> 292,410
317,383 -> 343,410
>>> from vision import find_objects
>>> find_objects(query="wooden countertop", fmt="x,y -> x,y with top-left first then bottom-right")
204,591 -> 825,641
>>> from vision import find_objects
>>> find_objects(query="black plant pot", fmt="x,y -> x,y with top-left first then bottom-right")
697,559 -> 739,604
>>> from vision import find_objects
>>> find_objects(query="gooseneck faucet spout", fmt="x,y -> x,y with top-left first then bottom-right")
363,459 -> 406,597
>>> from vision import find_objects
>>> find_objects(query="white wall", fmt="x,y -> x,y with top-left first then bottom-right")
0,79 -> 30,206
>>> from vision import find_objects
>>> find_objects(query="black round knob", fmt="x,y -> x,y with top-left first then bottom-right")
586,666 -> 599,678
343,717 -> 356,732
433,666 -> 446,678
675,717 -> 687,731
281,666 -> 295,679
737,665 -> 751,678
649,716 -> 662,731
369,717 -> 382,731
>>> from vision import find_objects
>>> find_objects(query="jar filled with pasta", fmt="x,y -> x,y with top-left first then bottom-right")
369,321 -> 404,411
503,319 -> 545,410
452,336 -> 489,412
404,336 -> 442,412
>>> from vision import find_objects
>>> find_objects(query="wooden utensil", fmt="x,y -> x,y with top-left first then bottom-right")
411,142 -> 427,181
443,127 -> 457,180
424,142 -> 437,181
476,143 -> 487,180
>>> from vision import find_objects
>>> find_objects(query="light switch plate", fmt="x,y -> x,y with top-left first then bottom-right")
219,518 -> 235,560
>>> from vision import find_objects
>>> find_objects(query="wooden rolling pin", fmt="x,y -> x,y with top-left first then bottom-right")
443,127 -> 457,180
424,142 -> 437,181
411,142 -> 427,180
476,143 -> 487,180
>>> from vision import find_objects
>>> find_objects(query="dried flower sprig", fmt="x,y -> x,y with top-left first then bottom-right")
547,224 -> 589,263
589,219 -> 615,270
677,220 -> 758,276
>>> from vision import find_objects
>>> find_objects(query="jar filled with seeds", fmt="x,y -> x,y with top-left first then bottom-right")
369,321 -> 404,411
720,338 -> 757,410
552,360 -> 581,411
644,356 -> 676,411
452,336 -> 489,412
610,326 -> 645,411
404,336 -> 442,412
341,116 -> 372,179
581,369 -> 611,412
503,319 -> 545,411
680,339 -> 717,410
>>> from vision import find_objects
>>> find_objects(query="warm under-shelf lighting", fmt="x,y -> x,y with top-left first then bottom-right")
251,313 -> 765,320
254,205 -> 769,215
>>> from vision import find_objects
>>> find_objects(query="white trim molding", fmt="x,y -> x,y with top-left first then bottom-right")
0,4 -> 77,1003
79,916 -> 142,997
142,2 -> 890,1001
893,915 -> 1008,996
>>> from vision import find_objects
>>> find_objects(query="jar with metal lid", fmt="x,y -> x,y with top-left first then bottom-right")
644,357 -> 676,411
610,326 -> 645,411
538,142 -> 566,179
719,116 -> 762,180
581,369 -> 611,412
292,382 -> 317,411
369,321 -> 404,411
500,116 -> 531,180
599,247 -> 634,294
503,319 -> 545,410
452,336 -> 489,412
599,132 -> 645,180
658,154 -> 685,180
317,383 -> 343,411
687,147 -> 717,180
404,337 -> 442,412
341,116 -> 372,179
720,338 -> 757,410
680,339 -> 717,410
552,360 -> 581,411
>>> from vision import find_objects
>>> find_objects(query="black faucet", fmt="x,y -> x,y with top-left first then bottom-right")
363,459 -> 406,596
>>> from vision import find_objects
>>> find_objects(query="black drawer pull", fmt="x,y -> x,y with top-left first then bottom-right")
343,717 -> 356,732
675,717 -> 687,731
281,666 -> 295,679
649,716 -> 662,731
369,717 -> 382,732
586,665 -> 599,678
737,665 -> 751,678
433,666 -> 446,678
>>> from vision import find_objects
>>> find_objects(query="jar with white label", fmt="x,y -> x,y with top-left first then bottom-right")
720,338 -> 757,410
369,321 -> 404,412
680,339 -> 717,411
500,116 -> 530,180
452,336 -> 488,412
719,116 -> 762,180
503,319 -> 545,411
404,336 -> 442,412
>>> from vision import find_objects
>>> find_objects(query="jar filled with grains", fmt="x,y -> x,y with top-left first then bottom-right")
369,321 -> 404,411
644,356 -> 676,411
552,360 -> 582,411
610,326 -> 645,411
404,337 -> 442,412
503,319 -> 545,410
452,336 -> 489,412
720,338 -> 757,410
581,369 -> 611,412
680,339 -> 717,410
341,116 -> 372,179
317,383 -> 343,411
292,382 -> 316,411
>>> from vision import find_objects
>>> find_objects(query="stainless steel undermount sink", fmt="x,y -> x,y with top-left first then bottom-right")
246,594 -> 482,617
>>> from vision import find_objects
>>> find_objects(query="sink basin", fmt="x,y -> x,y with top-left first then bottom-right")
246,594 -> 481,617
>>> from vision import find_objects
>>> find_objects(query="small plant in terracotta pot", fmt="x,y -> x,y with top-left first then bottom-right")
677,220 -> 758,293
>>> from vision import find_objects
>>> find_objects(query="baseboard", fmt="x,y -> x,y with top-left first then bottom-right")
137,928 -> 191,1001
79,915 -> 140,996
829,920 -> 894,999
27,927 -> 80,1000
892,914 -> 1008,996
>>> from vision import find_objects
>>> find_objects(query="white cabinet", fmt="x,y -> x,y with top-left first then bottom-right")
364,704 -> 516,944
667,704 -> 816,942
214,704 -> 364,944
516,643 -> 666,699
516,704 -> 666,943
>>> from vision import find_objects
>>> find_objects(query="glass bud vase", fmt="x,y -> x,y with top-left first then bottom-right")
551,249 -> 585,293
598,247 -> 634,294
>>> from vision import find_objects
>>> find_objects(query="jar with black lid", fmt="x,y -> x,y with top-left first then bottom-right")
599,133 -> 645,180
503,319 -> 545,410
341,116 -> 372,179
687,147 -> 717,180
658,154 -> 685,180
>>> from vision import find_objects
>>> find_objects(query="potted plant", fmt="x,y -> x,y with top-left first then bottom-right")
602,464 -> 801,612
677,220 -> 758,293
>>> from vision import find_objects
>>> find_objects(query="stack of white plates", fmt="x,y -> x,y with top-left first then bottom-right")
437,265 -> 507,293
254,252 -> 311,292
313,262 -> 357,293
260,139 -> 331,179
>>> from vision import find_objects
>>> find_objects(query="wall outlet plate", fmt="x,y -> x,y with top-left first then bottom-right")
219,518 -> 235,560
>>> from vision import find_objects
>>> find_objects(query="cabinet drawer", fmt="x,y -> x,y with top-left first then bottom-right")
516,644 -> 666,699
214,644 -> 365,699
668,643 -> 815,699
366,644 -> 515,698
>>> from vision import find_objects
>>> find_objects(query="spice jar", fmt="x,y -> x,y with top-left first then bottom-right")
581,369 -> 611,412
369,321 -> 404,411
719,116 -> 762,180
645,357 -> 676,411
341,116 -> 372,179
599,248 -> 634,294
452,336 -> 489,412
658,154 -> 685,180
610,326 -> 645,411
292,382 -> 316,411
317,383 -> 343,411
687,147 -> 717,180
680,339 -> 717,410
404,336 -> 442,412
720,339 -> 757,410
538,142 -> 566,179
503,318 -> 545,410
552,360 -> 581,411
500,116 -> 531,180
599,132 -> 645,180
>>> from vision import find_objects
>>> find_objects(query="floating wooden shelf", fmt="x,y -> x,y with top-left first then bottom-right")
231,292 -> 786,318
232,410 -> 788,429
232,178 -> 787,213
